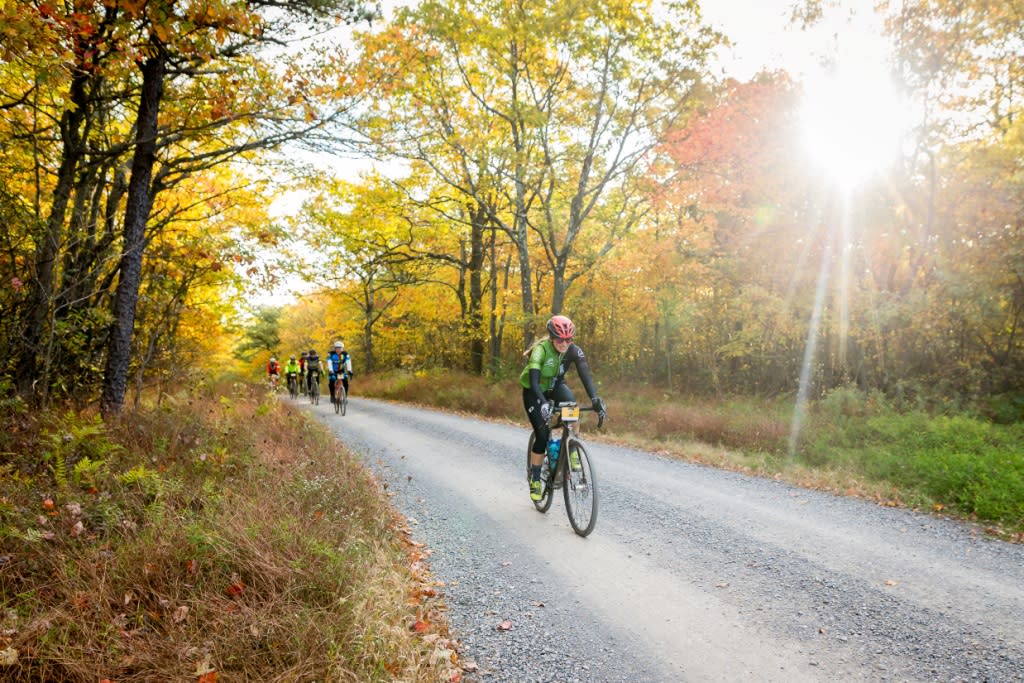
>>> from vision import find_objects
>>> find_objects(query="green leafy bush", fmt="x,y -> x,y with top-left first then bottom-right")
804,408 -> 1024,524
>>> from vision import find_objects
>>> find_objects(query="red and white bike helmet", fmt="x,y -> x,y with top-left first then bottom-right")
546,315 -> 575,340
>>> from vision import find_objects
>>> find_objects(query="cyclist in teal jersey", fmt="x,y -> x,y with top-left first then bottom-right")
519,315 -> 606,501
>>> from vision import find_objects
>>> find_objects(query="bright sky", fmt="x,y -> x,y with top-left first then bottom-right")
256,0 -> 897,306
699,0 -> 889,80
271,0 -> 881,207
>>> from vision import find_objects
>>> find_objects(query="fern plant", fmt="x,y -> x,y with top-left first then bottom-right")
119,464 -> 165,498
42,413 -> 121,489
72,456 -> 107,490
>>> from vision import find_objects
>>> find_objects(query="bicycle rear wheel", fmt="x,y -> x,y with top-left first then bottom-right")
562,437 -> 597,536
526,433 -> 553,512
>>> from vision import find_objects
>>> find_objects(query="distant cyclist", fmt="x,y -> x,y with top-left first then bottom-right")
283,355 -> 300,395
305,349 -> 321,396
326,341 -> 354,405
266,356 -> 281,390
519,315 -> 605,501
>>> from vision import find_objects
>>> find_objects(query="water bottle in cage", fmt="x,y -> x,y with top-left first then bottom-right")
548,437 -> 561,467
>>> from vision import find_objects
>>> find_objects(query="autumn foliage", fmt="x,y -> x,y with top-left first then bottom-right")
2,0 -> 1022,416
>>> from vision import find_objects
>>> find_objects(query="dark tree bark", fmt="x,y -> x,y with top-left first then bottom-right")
468,202 -> 486,374
488,228 -> 510,376
16,67 -> 92,401
100,49 -> 165,417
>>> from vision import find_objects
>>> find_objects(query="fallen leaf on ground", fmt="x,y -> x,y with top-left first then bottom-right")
496,620 -> 513,631
194,657 -> 216,676
429,645 -> 455,667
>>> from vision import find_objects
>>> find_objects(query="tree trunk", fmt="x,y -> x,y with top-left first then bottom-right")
468,202 -> 486,374
488,227 -> 509,376
17,68 -> 91,402
100,50 -> 165,417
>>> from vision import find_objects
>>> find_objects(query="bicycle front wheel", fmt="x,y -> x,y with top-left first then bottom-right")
340,386 -> 347,416
563,438 -> 597,536
333,385 -> 340,414
526,433 -> 553,512
313,379 -> 320,405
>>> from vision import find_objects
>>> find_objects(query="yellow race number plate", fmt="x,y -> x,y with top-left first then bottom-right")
560,405 -> 580,422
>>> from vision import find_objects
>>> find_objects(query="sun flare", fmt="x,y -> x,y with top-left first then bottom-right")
795,4 -> 916,192
799,63 -> 914,189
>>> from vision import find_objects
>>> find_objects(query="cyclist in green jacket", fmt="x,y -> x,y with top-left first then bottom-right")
520,315 -> 606,501
283,356 -> 300,395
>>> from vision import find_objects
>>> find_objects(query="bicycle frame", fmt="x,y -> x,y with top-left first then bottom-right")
527,401 -> 603,536
309,372 -> 320,405
332,373 -> 348,415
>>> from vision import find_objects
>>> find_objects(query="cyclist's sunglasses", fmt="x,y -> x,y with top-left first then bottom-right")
553,336 -> 573,344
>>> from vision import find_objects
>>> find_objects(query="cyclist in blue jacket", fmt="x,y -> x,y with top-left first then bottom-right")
326,340 -> 353,405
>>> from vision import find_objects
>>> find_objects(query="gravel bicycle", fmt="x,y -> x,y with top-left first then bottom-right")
286,373 -> 299,400
333,376 -> 348,415
308,372 -> 320,405
526,401 -> 604,537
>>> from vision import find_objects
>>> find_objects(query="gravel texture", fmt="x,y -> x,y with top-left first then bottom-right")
308,397 -> 1024,682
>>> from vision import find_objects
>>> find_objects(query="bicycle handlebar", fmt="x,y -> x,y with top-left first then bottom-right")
552,401 -> 606,430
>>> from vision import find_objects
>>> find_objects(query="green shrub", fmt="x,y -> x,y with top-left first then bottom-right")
803,410 -> 1024,524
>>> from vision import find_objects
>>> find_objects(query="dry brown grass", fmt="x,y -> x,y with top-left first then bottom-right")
361,369 -> 521,420
356,370 -> 979,521
0,383 -> 458,682
362,369 -> 792,453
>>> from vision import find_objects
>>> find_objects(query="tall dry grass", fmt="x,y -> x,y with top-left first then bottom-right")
0,383 -> 457,681
361,369 -> 790,453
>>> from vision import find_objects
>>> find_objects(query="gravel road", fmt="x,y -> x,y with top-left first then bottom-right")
303,397 -> 1024,682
